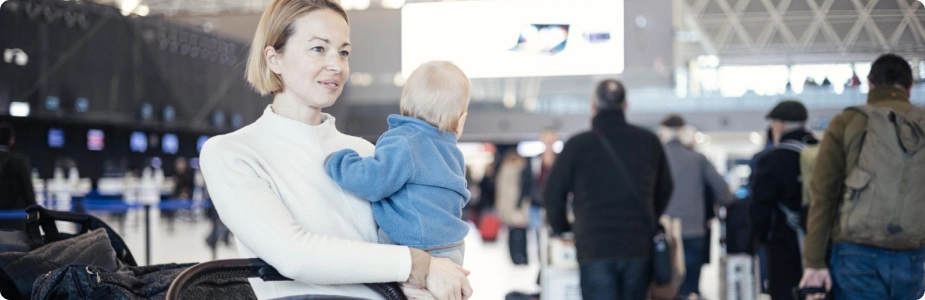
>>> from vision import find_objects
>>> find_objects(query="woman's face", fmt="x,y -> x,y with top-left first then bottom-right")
266,9 -> 350,109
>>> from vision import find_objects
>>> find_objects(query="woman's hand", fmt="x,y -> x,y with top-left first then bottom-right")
425,257 -> 472,300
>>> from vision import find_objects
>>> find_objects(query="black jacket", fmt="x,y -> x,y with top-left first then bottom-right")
749,128 -> 817,300
750,128 -> 817,244
0,147 -> 36,230
544,110 -> 674,262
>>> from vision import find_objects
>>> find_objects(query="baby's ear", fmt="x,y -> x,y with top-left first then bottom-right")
454,112 -> 468,140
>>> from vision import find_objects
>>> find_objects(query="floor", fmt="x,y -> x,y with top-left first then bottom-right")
86,209 -> 738,300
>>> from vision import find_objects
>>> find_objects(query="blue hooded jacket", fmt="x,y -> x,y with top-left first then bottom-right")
326,115 -> 471,248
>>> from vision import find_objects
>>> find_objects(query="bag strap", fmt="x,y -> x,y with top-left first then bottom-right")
592,130 -> 657,235
778,140 -> 807,154
897,106 -> 925,153
24,205 -> 93,244
25,209 -> 44,247
844,105 -> 873,117
776,203 -> 806,256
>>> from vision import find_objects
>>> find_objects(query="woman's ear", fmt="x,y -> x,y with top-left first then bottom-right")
265,46 -> 282,75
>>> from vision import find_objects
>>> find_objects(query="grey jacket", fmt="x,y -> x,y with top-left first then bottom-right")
662,140 -> 733,238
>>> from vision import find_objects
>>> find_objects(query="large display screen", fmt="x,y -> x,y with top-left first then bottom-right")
87,129 -> 105,151
47,128 -> 64,148
130,131 -> 147,153
162,133 -> 179,154
197,136 -> 209,153
402,0 -> 624,78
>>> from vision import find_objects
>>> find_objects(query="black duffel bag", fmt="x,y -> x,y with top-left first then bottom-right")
0,205 -> 139,300
0,206 -> 137,266
32,263 -> 256,300
0,228 -> 123,299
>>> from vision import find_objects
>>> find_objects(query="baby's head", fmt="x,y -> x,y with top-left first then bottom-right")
400,61 -> 471,137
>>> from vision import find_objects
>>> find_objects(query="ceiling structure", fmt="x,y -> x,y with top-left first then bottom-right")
92,0 -> 925,113
101,0 -> 427,17
678,0 -> 925,63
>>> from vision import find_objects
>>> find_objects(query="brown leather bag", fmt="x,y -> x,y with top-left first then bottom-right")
649,216 -> 686,300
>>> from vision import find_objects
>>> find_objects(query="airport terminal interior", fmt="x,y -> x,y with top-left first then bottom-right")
2,0 -> 925,299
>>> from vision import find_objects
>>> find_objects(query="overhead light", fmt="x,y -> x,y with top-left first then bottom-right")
695,132 -> 707,144
749,131 -> 763,145
202,21 -> 214,33
120,0 -> 140,16
697,55 -> 719,68
381,0 -> 405,9
231,113 -> 244,129
503,94 -> 516,108
10,102 -> 30,117
517,141 -> 546,158
75,97 -> 89,112
349,72 -> 373,87
524,97 -> 537,112
135,5 -> 149,16
4,48 -> 28,66
163,105 -> 176,122
342,0 -> 371,10
635,15 -> 647,28
393,73 -> 406,87
45,96 -> 60,111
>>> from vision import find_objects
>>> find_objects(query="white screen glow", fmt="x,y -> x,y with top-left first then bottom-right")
402,0 -> 624,78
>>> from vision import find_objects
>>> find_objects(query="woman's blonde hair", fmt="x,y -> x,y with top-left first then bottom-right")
245,0 -> 348,95
400,61 -> 471,132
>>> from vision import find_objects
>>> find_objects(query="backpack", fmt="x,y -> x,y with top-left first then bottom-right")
778,140 -> 820,207
839,104 -> 925,250
776,138 -> 819,261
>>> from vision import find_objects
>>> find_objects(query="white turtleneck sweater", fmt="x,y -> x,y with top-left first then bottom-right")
199,106 -> 412,300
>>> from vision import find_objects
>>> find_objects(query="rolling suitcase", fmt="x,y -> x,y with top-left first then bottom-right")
479,213 -> 501,242
720,201 -> 761,300
508,227 -> 528,265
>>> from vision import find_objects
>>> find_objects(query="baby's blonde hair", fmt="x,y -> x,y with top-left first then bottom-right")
400,61 -> 471,132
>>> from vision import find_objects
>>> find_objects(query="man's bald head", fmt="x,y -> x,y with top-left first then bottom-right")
594,79 -> 626,111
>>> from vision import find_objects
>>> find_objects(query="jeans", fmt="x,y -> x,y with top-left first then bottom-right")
579,256 -> 651,300
830,242 -> 925,300
680,236 -> 706,297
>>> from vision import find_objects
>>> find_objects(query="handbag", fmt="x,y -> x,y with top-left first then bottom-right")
593,131 -> 673,285
649,216 -> 686,300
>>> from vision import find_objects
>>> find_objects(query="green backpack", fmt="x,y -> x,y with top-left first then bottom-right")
839,104 -> 925,250
778,139 -> 819,258
779,140 -> 820,207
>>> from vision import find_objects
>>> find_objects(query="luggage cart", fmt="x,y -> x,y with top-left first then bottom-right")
718,206 -> 761,300
539,226 -> 582,300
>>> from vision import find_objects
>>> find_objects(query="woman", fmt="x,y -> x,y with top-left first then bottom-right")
198,1 -> 472,299
495,149 -> 531,265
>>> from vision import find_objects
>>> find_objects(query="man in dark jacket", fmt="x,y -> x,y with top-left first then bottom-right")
750,100 -> 817,300
0,122 -> 36,230
544,79 -> 674,300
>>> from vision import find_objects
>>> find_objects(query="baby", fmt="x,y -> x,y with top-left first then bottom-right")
325,61 -> 471,265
